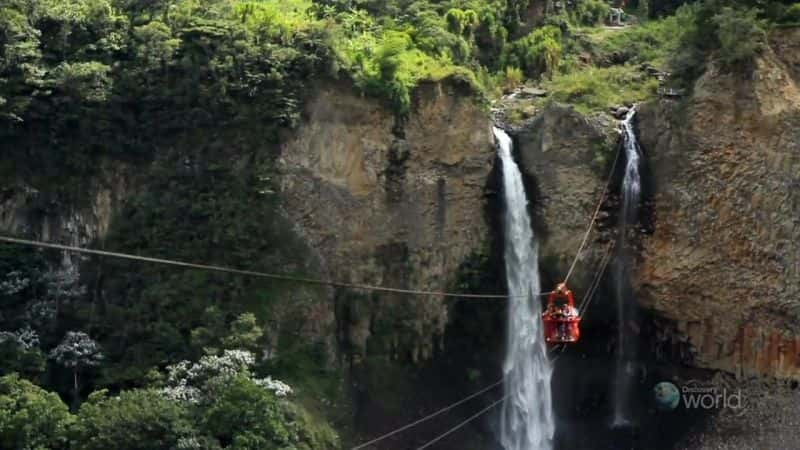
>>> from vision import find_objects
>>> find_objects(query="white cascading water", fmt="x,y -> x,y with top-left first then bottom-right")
494,127 -> 554,450
612,107 -> 641,426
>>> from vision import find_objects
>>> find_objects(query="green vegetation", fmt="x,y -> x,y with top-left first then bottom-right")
712,6 -> 768,66
503,26 -> 563,78
576,6 -> 696,67
3,1 -> 800,448
571,0 -> 612,26
667,1 -> 774,80
203,375 -> 338,449
0,374 -> 73,450
787,3 -> 800,21
1,0 -> 328,181
0,342 -> 338,449
2,0 -> 793,126
71,389 -> 192,450
544,65 -> 660,114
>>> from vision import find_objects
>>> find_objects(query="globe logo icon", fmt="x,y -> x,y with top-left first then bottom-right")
653,381 -> 680,411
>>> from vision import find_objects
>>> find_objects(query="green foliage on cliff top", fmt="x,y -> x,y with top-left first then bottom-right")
544,65 -> 660,114
577,5 -> 696,67
1,0 -> 328,179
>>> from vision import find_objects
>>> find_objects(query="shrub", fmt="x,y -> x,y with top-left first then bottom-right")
587,6 -> 693,66
0,374 -> 72,450
784,3 -> 800,23
71,389 -> 194,450
445,8 -> 479,35
573,0 -> 611,26
50,61 -> 113,103
544,65 -> 659,113
712,6 -> 767,66
0,330 -> 45,380
503,66 -> 524,90
203,375 -> 338,450
504,26 -> 563,78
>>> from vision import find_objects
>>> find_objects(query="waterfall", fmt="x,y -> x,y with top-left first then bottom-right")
612,107 -> 641,427
494,127 -> 554,450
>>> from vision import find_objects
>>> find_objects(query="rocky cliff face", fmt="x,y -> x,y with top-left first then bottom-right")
510,104 -> 617,291
1,161 -> 132,265
0,78 -> 494,372
635,30 -> 800,380
511,30 -> 800,381
278,80 -> 494,364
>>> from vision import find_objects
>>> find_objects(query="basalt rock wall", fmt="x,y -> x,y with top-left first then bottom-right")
636,31 -> 800,380
511,104 -> 617,295
278,80 -> 495,364
510,30 -> 800,381
1,78 -> 496,372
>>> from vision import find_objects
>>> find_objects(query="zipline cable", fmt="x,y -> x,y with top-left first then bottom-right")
416,394 -> 509,450
351,378 -> 503,450
581,248 -> 611,317
353,129 -> 625,447
579,242 -> 615,317
578,241 -> 615,314
0,236 -> 528,299
563,138 -> 623,286
1,127 -> 624,449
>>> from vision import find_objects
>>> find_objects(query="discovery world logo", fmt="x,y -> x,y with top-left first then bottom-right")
653,380 -> 746,415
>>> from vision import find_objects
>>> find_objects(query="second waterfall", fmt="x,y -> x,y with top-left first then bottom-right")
494,127 -> 554,450
612,106 -> 642,427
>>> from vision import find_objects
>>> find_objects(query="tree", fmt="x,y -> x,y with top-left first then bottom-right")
713,6 -> 767,66
161,349 -> 292,404
0,6 -> 46,122
0,374 -> 73,450
49,61 -> 113,103
504,26 -> 563,78
786,3 -> 800,22
49,331 -> 103,408
132,20 -> 180,75
71,389 -> 195,450
202,375 -> 337,450
0,328 -> 45,379
221,313 -> 263,354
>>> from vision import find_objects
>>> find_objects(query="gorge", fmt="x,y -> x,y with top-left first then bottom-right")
2,1 -> 800,450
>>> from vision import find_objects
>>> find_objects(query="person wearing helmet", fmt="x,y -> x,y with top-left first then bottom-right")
544,282 -> 579,342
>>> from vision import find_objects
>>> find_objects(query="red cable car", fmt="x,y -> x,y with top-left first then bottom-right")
543,283 -> 581,344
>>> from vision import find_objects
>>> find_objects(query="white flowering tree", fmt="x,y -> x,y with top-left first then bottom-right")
0,327 -> 40,350
49,331 -> 103,407
0,327 -> 45,377
0,270 -> 30,296
161,349 -> 292,404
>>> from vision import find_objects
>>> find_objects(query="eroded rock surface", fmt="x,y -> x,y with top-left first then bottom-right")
636,32 -> 800,380
279,80 -> 494,363
510,31 -> 800,382
512,104 -> 616,293
1,162 -> 131,262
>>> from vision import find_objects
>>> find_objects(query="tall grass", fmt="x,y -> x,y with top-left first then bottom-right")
543,65 -> 659,114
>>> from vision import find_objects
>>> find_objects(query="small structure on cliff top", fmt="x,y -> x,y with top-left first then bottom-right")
609,8 -> 625,26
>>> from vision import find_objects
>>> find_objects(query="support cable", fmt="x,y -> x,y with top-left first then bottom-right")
351,378 -> 503,450
563,140 -> 623,285
0,236 -> 524,299
578,241 -> 615,314
415,394 -> 508,450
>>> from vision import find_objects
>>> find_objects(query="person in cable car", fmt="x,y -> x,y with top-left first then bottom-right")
543,283 -> 581,343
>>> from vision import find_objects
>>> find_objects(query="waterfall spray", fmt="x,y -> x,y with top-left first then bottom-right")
612,107 -> 642,427
494,127 -> 554,450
